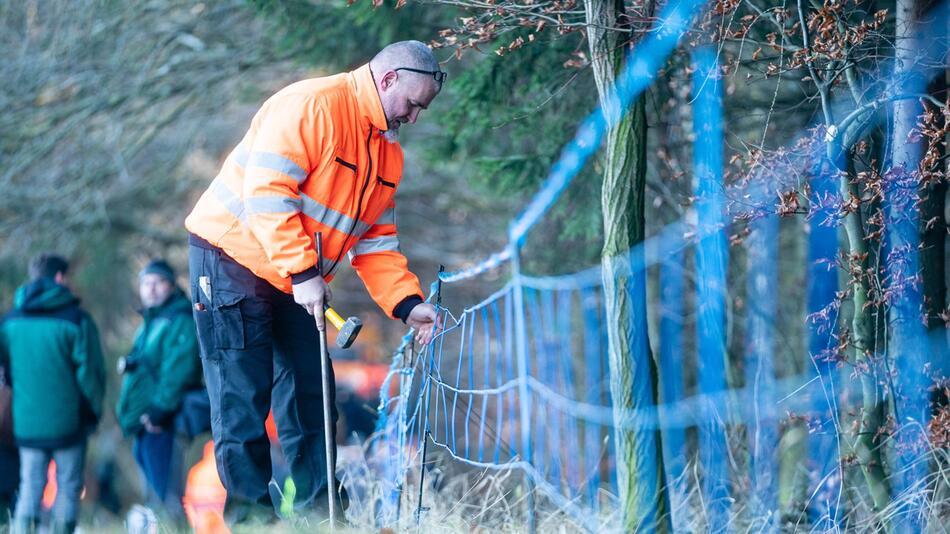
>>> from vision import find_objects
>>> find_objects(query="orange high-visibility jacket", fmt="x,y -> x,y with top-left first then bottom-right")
185,64 -> 423,319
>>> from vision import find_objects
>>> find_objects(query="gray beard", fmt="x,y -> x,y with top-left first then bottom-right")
382,128 -> 399,143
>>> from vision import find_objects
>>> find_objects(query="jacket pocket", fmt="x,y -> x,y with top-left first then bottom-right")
377,176 -> 396,188
334,156 -> 357,173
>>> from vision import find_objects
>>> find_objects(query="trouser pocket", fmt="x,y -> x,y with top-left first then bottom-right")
190,247 -> 216,361
192,283 -> 246,355
189,246 -> 247,359
211,289 -> 245,350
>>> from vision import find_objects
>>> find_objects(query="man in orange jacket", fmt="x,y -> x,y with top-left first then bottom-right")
184,40 -> 442,524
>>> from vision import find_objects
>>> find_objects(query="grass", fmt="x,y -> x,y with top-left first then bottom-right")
14,435 -> 950,533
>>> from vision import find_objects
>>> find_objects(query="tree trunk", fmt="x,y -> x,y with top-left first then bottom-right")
745,215 -> 779,520
835,153 -> 892,515
805,155 -> 850,522
920,45 -> 949,369
887,0 -> 928,516
777,216 -> 810,517
945,9 -> 950,376
796,0 -> 892,508
889,0 -> 925,349
585,0 -> 670,531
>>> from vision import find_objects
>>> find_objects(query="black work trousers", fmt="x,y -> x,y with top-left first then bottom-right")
188,238 -> 345,523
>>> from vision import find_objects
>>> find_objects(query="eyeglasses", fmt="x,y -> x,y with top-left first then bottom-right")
394,67 -> 447,84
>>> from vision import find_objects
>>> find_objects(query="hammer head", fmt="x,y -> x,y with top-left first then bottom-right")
335,316 -> 363,349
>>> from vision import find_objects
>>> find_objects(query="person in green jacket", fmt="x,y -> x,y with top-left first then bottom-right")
0,253 -> 105,534
116,259 -> 202,522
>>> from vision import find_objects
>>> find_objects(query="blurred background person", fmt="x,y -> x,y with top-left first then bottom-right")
0,253 -> 105,534
115,259 -> 203,525
0,357 -> 18,526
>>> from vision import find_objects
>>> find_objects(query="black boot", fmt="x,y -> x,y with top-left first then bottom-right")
223,494 -> 278,526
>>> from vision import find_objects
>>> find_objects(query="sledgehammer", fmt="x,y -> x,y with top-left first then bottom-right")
324,307 -> 362,349
310,232 -> 363,349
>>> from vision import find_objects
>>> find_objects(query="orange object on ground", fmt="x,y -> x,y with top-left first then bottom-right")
183,440 -> 229,534
185,64 -> 423,318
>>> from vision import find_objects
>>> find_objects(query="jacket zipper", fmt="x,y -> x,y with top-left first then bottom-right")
327,127 -> 374,275
334,156 -> 357,173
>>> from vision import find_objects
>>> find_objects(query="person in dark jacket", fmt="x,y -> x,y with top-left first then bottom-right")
0,441 -> 17,526
0,362 -> 18,526
0,254 -> 105,534
116,260 -> 202,522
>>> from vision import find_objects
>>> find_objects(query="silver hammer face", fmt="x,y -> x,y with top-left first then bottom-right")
336,317 -> 363,349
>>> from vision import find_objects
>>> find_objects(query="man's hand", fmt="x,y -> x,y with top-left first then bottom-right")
293,276 -> 332,330
407,303 -> 441,346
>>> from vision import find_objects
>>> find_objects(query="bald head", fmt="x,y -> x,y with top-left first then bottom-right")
370,41 -> 443,139
370,41 -> 441,81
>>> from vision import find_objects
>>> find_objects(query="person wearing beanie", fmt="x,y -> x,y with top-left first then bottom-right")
0,253 -> 105,534
115,259 -> 203,524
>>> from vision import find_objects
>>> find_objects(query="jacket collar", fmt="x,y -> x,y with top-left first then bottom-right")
348,64 -> 390,133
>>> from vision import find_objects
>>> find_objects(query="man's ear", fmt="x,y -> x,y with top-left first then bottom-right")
380,70 -> 398,90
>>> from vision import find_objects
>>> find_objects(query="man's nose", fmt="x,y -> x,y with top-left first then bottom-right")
408,108 -> 420,124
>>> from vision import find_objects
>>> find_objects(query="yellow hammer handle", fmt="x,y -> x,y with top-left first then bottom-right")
325,307 -> 346,330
